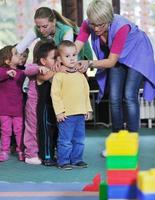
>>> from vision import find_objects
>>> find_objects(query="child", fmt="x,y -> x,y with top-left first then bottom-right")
0,45 -> 25,161
23,41 -> 48,165
10,48 -> 29,154
35,41 -> 58,166
51,40 -> 92,170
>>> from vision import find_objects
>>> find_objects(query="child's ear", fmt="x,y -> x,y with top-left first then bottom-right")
40,58 -> 46,66
5,59 -> 11,65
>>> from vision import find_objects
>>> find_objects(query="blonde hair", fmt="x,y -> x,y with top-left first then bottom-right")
86,0 -> 114,24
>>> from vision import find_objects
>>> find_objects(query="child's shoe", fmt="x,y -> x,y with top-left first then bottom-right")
0,151 -> 9,162
58,163 -> 72,170
18,152 -> 25,161
72,161 -> 88,168
25,157 -> 42,165
101,149 -> 107,157
42,159 -> 57,166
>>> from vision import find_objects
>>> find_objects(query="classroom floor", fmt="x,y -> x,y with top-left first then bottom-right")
0,127 -> 154,199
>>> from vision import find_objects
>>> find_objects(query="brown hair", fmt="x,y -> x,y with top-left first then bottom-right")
34,7 -> 76,28
33,40 -> 57,65
0,45 -> 13,67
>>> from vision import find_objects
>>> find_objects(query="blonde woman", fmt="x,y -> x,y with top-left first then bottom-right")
75,0 -> 155,137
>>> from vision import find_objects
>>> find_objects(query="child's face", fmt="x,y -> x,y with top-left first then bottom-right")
19,52 -> 29,66
10,48 -> 22,67
42,50 -> 56,68
59,46 -> 77,68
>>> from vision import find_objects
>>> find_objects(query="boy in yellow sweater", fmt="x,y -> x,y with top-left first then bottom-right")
51,40 -> 92,170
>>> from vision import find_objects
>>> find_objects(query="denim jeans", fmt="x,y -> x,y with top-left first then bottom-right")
109,64 -> 143,132
57,115 -> 85,165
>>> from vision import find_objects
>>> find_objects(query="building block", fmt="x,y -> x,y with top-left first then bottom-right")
137,189 -> 155,200
108,185 -> 137,199
107,167 -> 139,185
106,130 -> 139,156
137,169 -> 155,193
106,154 -> 138,169
99,181 -> 108,200
83,173 -> 101,191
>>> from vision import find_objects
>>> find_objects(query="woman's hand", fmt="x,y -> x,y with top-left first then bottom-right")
51,60 -> 62,72
75,60 -> 89,73
52,61 -> 77,73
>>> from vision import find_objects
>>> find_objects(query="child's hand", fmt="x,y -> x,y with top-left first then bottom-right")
39,66 -> 50,74
7,70 -> 16,77
56,112 -> 67,122
85,112 -> 93,121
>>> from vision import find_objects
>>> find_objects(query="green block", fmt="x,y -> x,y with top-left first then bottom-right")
106,154 -> 138,169
99,181 -> 108,200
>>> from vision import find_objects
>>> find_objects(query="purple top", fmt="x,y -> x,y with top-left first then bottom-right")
89,14 -> 155,102
0,67 -> 25,117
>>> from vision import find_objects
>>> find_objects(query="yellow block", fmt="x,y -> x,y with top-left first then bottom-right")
137,169 -> 155,193
105,130 -> 139,156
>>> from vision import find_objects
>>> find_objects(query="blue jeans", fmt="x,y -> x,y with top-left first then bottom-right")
109,64 -> 143,132
57,115 -> 85,165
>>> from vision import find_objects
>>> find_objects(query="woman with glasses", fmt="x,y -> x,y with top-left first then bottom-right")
75,0 -> 155,155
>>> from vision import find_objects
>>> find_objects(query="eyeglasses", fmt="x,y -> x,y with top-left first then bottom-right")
89,22 -> 106,28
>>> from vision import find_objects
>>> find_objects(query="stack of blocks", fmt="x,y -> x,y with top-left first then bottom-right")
137,168 -> 155,200
106,130 -> 139,199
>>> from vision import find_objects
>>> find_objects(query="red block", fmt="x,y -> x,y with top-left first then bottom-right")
107,167 -> 139,185
83,173 -> 101,191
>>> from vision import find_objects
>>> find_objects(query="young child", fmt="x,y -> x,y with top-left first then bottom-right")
0,45 -> 25,161
23,41 -> 48,165
51,40 -> 92,170
10,48 -> 29,154
35,41 -> 58,166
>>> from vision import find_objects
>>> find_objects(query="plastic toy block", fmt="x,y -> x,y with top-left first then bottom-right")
137,189 -> 155,200
106,130 -> 139,156
83,173 -> 101,191
106,154 -> 138,169
107,167 -> 139,185
99,181 -> 108,200
137,169 -> 155,193
108,185 -> 137,199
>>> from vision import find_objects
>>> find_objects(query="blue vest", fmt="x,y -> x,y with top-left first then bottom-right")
89,14 -> 155,101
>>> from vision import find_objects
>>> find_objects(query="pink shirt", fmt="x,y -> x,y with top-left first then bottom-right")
0,67 -> 25,117
76,20 -> 130,55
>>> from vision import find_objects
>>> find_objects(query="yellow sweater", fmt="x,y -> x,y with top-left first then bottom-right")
51,72 -> 92,116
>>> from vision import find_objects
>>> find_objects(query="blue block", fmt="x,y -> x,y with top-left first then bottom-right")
108,185 -> 137,199
137,189 -> 155,200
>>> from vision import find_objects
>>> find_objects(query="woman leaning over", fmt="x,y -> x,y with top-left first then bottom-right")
75,0 -> 155,139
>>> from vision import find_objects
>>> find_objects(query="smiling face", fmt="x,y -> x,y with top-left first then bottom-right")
35,17 -> 56,37
86,0 -> 114,36
59,46 -> 78,68
89,21 -> 108,36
